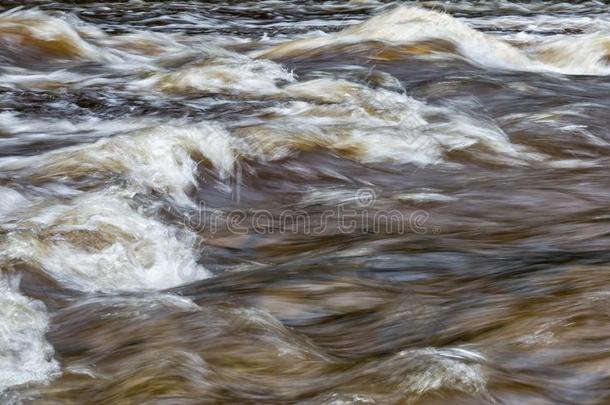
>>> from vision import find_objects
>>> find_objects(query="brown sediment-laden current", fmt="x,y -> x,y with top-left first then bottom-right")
2,1 -> 610,403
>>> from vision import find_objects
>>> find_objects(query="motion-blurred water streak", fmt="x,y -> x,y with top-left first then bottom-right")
2,1 -> 610,403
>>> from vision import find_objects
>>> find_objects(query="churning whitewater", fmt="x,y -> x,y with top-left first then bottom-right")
2,1 -> 610,403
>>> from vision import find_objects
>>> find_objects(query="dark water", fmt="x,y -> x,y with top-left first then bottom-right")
2,1 -> 610,404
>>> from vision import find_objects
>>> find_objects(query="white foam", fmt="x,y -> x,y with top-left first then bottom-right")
255,6 -> 610,76
529,32 -> 610,75
0,276 -> 60,393
237,78 -> 541,166
0,120 -> 234,292
0,112 -> 153,148
395,192 -> 455,203
134,48 -> 295,96
0,8 -> 120,63
393,347 -> 487,395
0,187 -> 28,220
0,121 -> 236,206
2,190 -> 210,292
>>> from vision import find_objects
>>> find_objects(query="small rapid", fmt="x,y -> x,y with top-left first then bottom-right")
2,1 -> 610,403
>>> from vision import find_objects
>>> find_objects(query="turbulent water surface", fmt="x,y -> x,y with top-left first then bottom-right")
2,1 -> 610,403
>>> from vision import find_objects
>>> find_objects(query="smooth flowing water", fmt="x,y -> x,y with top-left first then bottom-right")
2,1 -> 610,403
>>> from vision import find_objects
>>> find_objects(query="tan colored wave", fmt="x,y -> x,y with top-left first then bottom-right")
0,9 -> 101,62
0,8 -> 184,66
254,6 -> 610,75
234,78 -> 543,166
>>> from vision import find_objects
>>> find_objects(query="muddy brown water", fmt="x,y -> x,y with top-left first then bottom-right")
2,1 -> 610,404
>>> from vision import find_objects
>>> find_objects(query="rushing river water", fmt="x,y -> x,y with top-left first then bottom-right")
2,1 -> 610,403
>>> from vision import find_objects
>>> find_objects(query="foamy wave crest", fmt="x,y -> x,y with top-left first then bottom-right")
0,121 -> 224,291
0,121 -> 236,205
134,50 -> 295,96
0,8 -> 192,74
0,8 -> 118,64
0,121 -> 232,292
0,187 -> 29,220
0,112 -> 155,149
0,276 -> 60,393
529,32 -> 610,74
388,348 -> 487,396
254,6 -> 610,76
236,78 -> 541,165
1,190 -> 209,292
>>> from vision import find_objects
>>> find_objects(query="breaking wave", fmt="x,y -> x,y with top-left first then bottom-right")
255,6 -> 610,75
